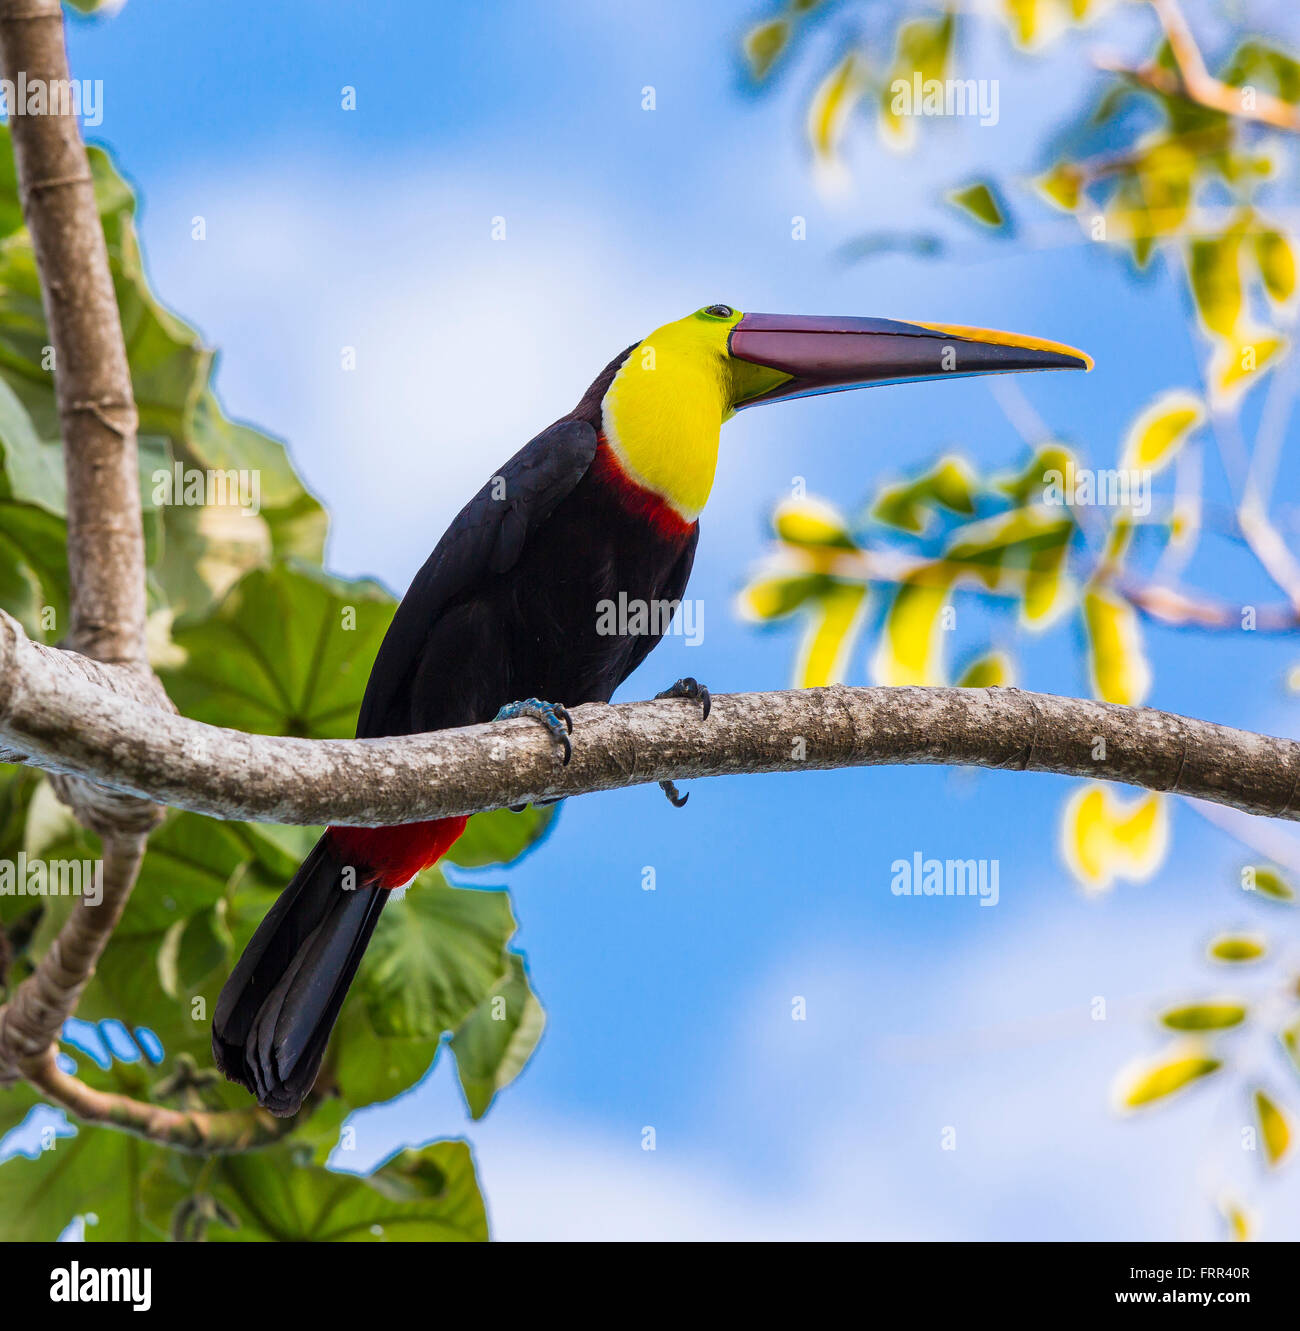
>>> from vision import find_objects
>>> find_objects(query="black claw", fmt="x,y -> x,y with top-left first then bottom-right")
656,676 -> 711,720
560,732 -> 572,766
659,779 -> 689,809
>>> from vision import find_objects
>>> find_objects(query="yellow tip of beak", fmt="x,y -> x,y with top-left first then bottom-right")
915,322 -> 1094,372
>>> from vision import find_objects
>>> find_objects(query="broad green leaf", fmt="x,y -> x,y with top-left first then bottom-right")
202,1141 -> 487,1242
330,999 -> 442,1110
1120,390 -> 1203,473
1254,1089 -> 1291,1167
1208,934 -> 1266,963
871,568 -> 952,686
0,1123 -> 160,1241
1060,783 -> 1168,893
1115,1047 -> 1222,1110
1159,1001 -> 1247,1031
795,581 -> 868,687
946,180 -> 1007,230
445,804 -> 556,869
160,563 -> 394,738
360,869 -> 517,1040
452,953 -> 546,1119
1083,586 -> 1150,705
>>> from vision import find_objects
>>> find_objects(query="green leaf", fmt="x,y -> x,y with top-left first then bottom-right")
1159,1001 -> 1248,1031
743,19 -> 790,81
1208,934 -> 1267,963
1241,865 -> 1295,902
360,870 -> 518,1040
872,455 -> 977,535
452,953 -> 546,1119
0,1123 -> 160,1241
202,1141 -> 487,1242
160,563 -> 395,738
445,804 -> 555,869
737,570 -> 828,622
773,496 -> 858,550
946,180 -> 1007,231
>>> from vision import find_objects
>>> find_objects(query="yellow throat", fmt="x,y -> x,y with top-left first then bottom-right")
601,310 -> 737,522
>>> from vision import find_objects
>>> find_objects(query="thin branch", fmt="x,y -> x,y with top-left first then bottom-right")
1094,0 -> 1300,134
20,1048 -> 298,1153
0,610 -> 1298,825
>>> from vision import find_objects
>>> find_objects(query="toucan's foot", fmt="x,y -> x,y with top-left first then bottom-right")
494,698 -> 573,765
655,676 -> 711,720
654,677 -> 710,808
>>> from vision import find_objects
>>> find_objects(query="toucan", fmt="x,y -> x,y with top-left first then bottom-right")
213,304 -> 1091,1114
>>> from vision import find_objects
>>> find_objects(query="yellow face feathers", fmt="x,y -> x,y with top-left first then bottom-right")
601,306 -> 742,522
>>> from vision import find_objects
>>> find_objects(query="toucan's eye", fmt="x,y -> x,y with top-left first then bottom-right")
704,304 -> 734,319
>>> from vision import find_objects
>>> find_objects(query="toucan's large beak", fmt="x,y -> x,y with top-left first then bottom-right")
728,313 -> 1092,410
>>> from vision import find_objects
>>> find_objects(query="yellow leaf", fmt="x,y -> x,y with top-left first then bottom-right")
1120,390 -> 1204,473
808,51 -> 867,168
879,14 -> 954,149
1281,1016 -> 1300,1077
1190,232 -> 1244,338
1034,161 -> 1083,213
795,582 -> 868,687
1083,587 -> 1151,705
956,651 -> 1014,688
871,568 -> 953,686
736,571 -> 823,622
1254,229 -> 1296,303
1159,1001 -> 1248,1031
1115,1045 -> 1222,1110
1254,1088 -> 1292,1167
773,496 -> 857,550
1060,783 -> 1168,892
1208,934 -> 1267,963
1219,1196 -> 1254,1242
1209,328 -> 1287,403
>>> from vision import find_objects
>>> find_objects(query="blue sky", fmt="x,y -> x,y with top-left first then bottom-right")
23,0 -> 1300,1238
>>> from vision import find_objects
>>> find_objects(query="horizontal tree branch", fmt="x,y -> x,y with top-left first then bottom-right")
1,611 -> 1299,825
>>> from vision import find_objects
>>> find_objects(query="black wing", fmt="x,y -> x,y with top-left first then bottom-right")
356,419 -> 599,738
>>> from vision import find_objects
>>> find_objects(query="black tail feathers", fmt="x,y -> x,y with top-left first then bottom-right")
212,835 -> 387,1116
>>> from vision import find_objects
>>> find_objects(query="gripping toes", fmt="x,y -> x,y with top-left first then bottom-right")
655,676 -> 711,720
494,698 -> 574,765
